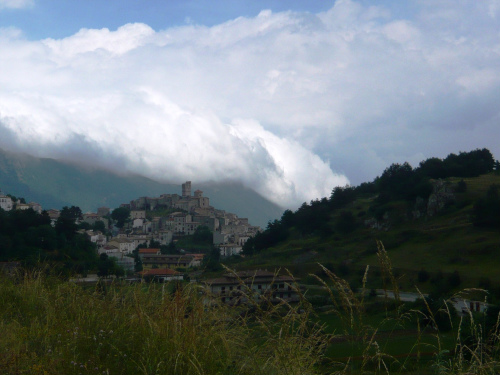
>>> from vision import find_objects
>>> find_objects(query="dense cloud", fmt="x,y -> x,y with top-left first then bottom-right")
0,0 -> 499,208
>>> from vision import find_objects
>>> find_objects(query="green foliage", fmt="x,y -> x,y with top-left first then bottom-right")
111,206 -> 130,229
418,148 -> 495,178
472,184 -> 500,229
92,220 -> 106,233
418,268 -> 430,283
456,179 -> 467,193
77,221 -> 91,230
377,162 -> 428,203
55,206 -> 82,240
149,239 -> 161,248
193,225 -> 212,244
294,198 -> 331,235
243,219 -> 289,255
134,252 -> 143,272
60,205 -> 83,220
2,243 -> 500,375
161,240 -> 179,254
0,272 -> 328,375
335,210 -> 358,234
0,206 -> 98,272
448,270 -> 462,288
330,185 -> 357,209
203,245 -> 222,271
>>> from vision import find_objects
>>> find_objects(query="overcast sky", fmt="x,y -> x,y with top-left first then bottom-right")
0,0 -> 499,209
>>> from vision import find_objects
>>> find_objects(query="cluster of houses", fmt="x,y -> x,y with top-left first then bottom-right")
101,181 -> 260,258
0,190 -> 42,213
2,181 -> 261,271
75,182 -> 259,274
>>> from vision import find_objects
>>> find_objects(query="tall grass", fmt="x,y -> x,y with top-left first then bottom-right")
0,270 -> 328,375
1,242 -> 500,374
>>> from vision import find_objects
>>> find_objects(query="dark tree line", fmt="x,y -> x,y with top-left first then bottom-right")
0,205 -> 99,275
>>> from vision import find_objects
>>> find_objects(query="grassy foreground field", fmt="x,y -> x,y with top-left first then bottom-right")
0,270 -> 327,375
2,245 -> 500,375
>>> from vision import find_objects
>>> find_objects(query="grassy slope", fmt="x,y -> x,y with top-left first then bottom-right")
228,173 -> 500,291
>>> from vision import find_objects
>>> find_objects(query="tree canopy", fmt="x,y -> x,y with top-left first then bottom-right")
111,206 -> 131,228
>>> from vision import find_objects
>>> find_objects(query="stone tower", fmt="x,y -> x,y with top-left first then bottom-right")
182,181 -> 192,197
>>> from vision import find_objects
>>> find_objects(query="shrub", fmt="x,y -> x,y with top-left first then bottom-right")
456,179 -> 467,193
418,268 -> 430,283
448,270 -> 462,288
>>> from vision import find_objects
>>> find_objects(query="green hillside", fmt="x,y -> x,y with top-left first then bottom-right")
229,149 -> 500,297
0,149 -> 283,227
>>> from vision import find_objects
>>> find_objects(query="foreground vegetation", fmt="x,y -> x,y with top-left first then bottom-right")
0,270 -> 327,375
2,243 -> 500,375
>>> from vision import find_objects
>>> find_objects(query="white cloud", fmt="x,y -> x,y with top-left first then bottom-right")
0,0 -> 33,10
0,0 -> 499,207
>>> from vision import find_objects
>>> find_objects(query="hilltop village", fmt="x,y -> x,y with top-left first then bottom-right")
121,181 -> 260,251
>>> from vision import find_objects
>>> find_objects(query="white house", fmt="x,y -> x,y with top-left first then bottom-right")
219,244 -> 242,257
0,191 -> 13,211
107,238 -> 135,254
450,298 -> 488,315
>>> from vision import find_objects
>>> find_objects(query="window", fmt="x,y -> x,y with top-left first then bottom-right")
258,284 -> 262,289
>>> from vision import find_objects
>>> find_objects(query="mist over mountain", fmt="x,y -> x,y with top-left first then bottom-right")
0,148 -> 283,228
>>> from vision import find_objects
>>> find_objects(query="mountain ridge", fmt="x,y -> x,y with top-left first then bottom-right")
0,148 -> 283,228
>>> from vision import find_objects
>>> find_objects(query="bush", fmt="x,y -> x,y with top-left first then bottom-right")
456,179 -> 467,193
448,270 -> 462,288
418,268 -> 430,283
472,184 -> 500,229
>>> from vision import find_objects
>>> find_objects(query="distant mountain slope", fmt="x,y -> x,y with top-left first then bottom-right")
0,149 -> 283,227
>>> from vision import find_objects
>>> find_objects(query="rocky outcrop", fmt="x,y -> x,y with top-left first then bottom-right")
412,196 -> 426,219
364,212 -> 391,231
427,179 -> 455,217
